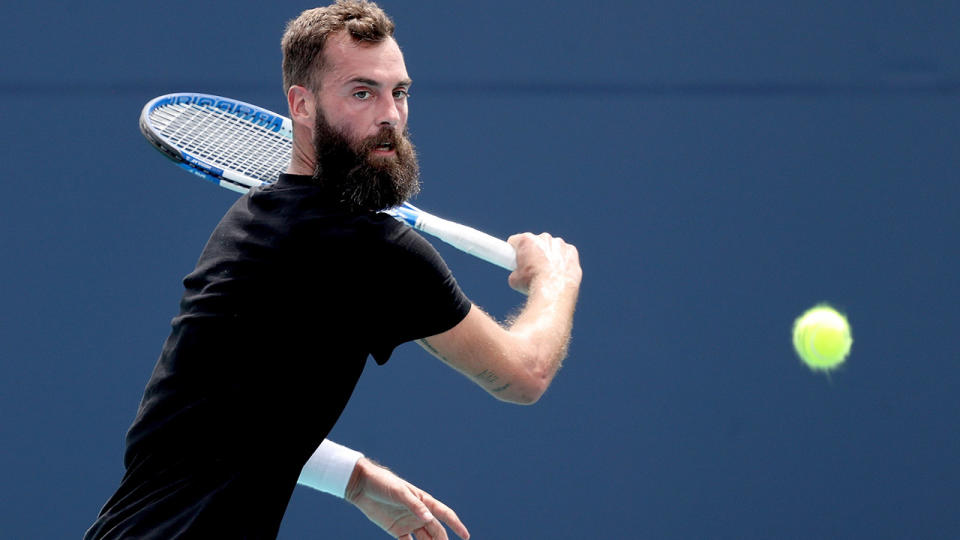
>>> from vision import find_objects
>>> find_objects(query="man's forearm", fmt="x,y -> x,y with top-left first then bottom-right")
507,271 -> 579,390
416,232 -> 582,405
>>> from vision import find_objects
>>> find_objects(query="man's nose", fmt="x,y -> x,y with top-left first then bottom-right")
377,99 -> 400,128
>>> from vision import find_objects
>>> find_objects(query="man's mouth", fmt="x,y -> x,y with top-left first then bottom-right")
373,142 -> 395,153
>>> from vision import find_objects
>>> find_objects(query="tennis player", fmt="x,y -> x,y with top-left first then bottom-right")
86,1 -> 581,538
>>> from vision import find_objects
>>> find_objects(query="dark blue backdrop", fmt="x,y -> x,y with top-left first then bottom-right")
2,1 -> 958,538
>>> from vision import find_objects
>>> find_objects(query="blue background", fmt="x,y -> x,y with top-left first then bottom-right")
2,1 -> 958,538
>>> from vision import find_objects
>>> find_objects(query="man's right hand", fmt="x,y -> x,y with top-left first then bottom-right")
506,232 -> 582,296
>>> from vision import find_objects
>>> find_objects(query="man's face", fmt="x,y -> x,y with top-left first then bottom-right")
315,31 -> 411,158
309,31 -> 419,210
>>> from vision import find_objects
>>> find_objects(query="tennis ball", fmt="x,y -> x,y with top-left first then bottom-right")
792,304 -> 852,371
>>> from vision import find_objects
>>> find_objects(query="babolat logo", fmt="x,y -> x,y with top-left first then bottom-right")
169,94 -> 285,133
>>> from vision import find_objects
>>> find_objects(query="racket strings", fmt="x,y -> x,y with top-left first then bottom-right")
151,103 -> 291,184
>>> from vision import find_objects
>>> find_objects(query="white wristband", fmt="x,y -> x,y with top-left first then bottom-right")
297,439 -> 364,498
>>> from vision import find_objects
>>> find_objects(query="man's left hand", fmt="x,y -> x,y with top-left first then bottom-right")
345,458 -> 470,540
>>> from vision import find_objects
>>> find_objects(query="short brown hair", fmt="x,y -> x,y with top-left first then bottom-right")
281,0 -> 395,94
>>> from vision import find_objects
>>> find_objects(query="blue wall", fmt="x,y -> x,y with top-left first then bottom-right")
2,1 -> 958,538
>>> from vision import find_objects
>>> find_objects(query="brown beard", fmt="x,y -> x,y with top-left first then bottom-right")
311,109 -> 420,212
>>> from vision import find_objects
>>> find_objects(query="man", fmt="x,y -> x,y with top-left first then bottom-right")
86,1 -> 581,538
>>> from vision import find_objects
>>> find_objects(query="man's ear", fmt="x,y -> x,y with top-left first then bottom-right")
287,85 -> 315,127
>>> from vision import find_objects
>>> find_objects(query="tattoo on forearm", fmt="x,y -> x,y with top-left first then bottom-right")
419,340 -> 513,394
475,369 -> 499,385
475,369 -> 511,393
417,339 -> 450,363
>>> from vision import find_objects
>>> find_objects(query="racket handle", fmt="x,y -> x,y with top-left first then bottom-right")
415,213 -> 517,271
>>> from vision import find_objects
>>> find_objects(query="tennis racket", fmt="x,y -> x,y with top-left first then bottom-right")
139,92 -> 517,271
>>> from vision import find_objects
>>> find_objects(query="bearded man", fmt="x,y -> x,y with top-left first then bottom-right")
86,1 -> 581,538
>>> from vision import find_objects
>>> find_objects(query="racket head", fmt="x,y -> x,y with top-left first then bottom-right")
139,93 -> 294,193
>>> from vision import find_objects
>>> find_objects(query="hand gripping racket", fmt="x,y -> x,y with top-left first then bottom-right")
139,92 -> 517,271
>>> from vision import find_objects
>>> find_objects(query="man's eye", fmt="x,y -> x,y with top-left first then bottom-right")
393,89 -> 410,100
353,90 -> 372,100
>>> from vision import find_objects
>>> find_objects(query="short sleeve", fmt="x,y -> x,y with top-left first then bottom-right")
366,221 -> 472,364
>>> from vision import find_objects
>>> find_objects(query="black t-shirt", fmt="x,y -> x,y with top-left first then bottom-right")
86,174 -> 471,539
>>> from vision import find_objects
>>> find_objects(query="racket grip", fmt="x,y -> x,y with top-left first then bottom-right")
416,213 -> 517,271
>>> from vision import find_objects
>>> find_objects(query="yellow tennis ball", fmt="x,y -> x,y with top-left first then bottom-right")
792,304 -> 852,371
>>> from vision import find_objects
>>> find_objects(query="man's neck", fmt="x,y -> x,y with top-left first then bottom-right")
287,122 -> 315,175
286,149 -> 314,176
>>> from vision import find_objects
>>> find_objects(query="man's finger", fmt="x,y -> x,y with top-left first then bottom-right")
414,524 -> 442,540
422,516 -> 448,540
387,483 -> 434,523
421,492 -> 470,539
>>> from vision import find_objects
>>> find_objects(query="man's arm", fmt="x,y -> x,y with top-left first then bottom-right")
298,440 -> 469,540
418,232 -> 581,404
